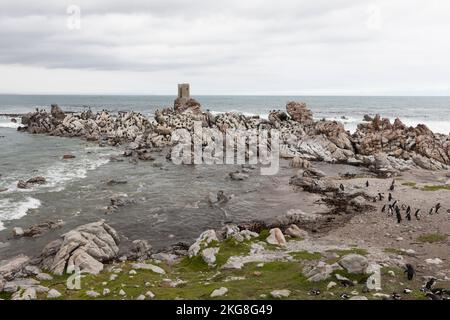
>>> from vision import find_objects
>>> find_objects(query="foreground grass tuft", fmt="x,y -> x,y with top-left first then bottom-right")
417,233 -> 447,243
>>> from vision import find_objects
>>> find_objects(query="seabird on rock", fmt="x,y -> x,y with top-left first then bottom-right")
404,264 -> 415,280
378,193 -> 384,201
339,184 -> 345,191
388,193 -> 393,201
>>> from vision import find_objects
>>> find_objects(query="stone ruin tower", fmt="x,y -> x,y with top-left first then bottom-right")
174,83 -> 201,114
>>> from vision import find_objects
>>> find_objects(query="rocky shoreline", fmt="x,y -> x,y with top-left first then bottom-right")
1,98 -> 449,300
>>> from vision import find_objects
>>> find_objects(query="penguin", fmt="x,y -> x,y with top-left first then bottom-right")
396,210 -> 402,224
388,193 -> 393,201
339,184 -> 345,191
406,211 -> 411,221
373,197 -> 377,203
389,180 -> 395,191
415,209 -> 421,220
429,207 -> 434,215
435,203 -> 441,214
425,278 -> 437,290
366,180 -> 370,187
388,207 -> 394,216
378,193 -> 384,201
404,264 -> 415,280
381,204 -> 386,213
401,204 -> 407,210
392,200 -> 398,207
392,292 -> 402,300
406,206 -> 411,215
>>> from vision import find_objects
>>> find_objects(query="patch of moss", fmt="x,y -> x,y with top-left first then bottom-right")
402,182 -> 417,188
417,233 -> 447,243
421,185 -> 450,191
331,248 -> 369,257
384,248 -> 406,256
0,292 -> 12,300
290,251 -> 322,261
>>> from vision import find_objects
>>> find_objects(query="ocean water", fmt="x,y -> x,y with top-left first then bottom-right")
0,95 -> 449,259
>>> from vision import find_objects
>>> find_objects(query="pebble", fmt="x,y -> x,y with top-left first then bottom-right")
146,291 -> 155,299
136,295 -> 146,300
119,289 -> 126,296
103,288 -> 111,296
47,289 -> 61,299
86,291 -> 100,298
270,289 -> 291,299
210,287 -> 228,298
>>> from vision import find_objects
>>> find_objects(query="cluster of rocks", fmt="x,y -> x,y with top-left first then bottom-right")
18,98 -> 450,173
12,220 -> 64,238
17,176 -> 46,189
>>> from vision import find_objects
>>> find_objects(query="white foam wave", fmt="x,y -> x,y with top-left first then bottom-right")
0,197 -> 41,231
0,121 -> 21,129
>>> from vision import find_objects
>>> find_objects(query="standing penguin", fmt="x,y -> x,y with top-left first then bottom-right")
382,204 -> 386,213
339,184 -> 345,192
435,203 -> 441,214
390,180 -> 395,191
366,180 -> 370,187
396,206 -> 402,223
388,193 -> 393,201
406,211 -> 411,221
414,209 -> 421,220
378,193 -> 384,201
429,207 -> 435,215
404,264 -> 415,280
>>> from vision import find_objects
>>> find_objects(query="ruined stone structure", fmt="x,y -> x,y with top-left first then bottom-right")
174,83 -> 202,114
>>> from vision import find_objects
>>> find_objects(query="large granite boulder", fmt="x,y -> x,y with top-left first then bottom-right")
38,220 -> 120,275
286,101 -> 313,124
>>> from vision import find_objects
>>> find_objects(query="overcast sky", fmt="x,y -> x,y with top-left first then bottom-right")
0,0 -> 450,95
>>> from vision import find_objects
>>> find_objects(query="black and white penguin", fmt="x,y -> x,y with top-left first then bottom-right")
339,184 -> 345,191
378,193 -> 384,201
381,204 -> 386,213
366,180 -> 370,187
429,207 -> 435,215
425,278 -> 437,290
414,209 -> 421,220
406,211 -> 411,221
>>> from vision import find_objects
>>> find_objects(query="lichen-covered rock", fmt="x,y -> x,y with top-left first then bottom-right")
0,255 -> 30,281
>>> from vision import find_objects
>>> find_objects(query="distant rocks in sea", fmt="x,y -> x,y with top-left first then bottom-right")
16,92 -> 450,173
17,176 -> 46,189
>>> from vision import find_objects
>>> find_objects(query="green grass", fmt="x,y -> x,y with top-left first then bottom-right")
421,185 -> 450,191
402,182 -> 417,188
384,248 -> 406,256
289,251 -> 322,261
18,238 -> 445,300
417,233 -> 447,243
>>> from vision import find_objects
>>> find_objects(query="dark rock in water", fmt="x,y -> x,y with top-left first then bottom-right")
26,176 -> 46,185
229,171 -> 249,181
62,154 -> 76,160
17,180 -> 28,189
12,220 -> 64,238
109,156 -> 124,162
110,196 -> 135,207
106,179 -> 128,186
363,114 -> 373,122
11,118 -> 17,123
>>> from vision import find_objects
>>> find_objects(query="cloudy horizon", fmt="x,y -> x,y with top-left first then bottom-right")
1,0 -> 450,95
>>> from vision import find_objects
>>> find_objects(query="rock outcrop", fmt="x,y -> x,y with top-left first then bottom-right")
37,220 -> 119,275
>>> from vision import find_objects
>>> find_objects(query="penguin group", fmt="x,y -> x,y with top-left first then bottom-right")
378,180 -> 444,224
